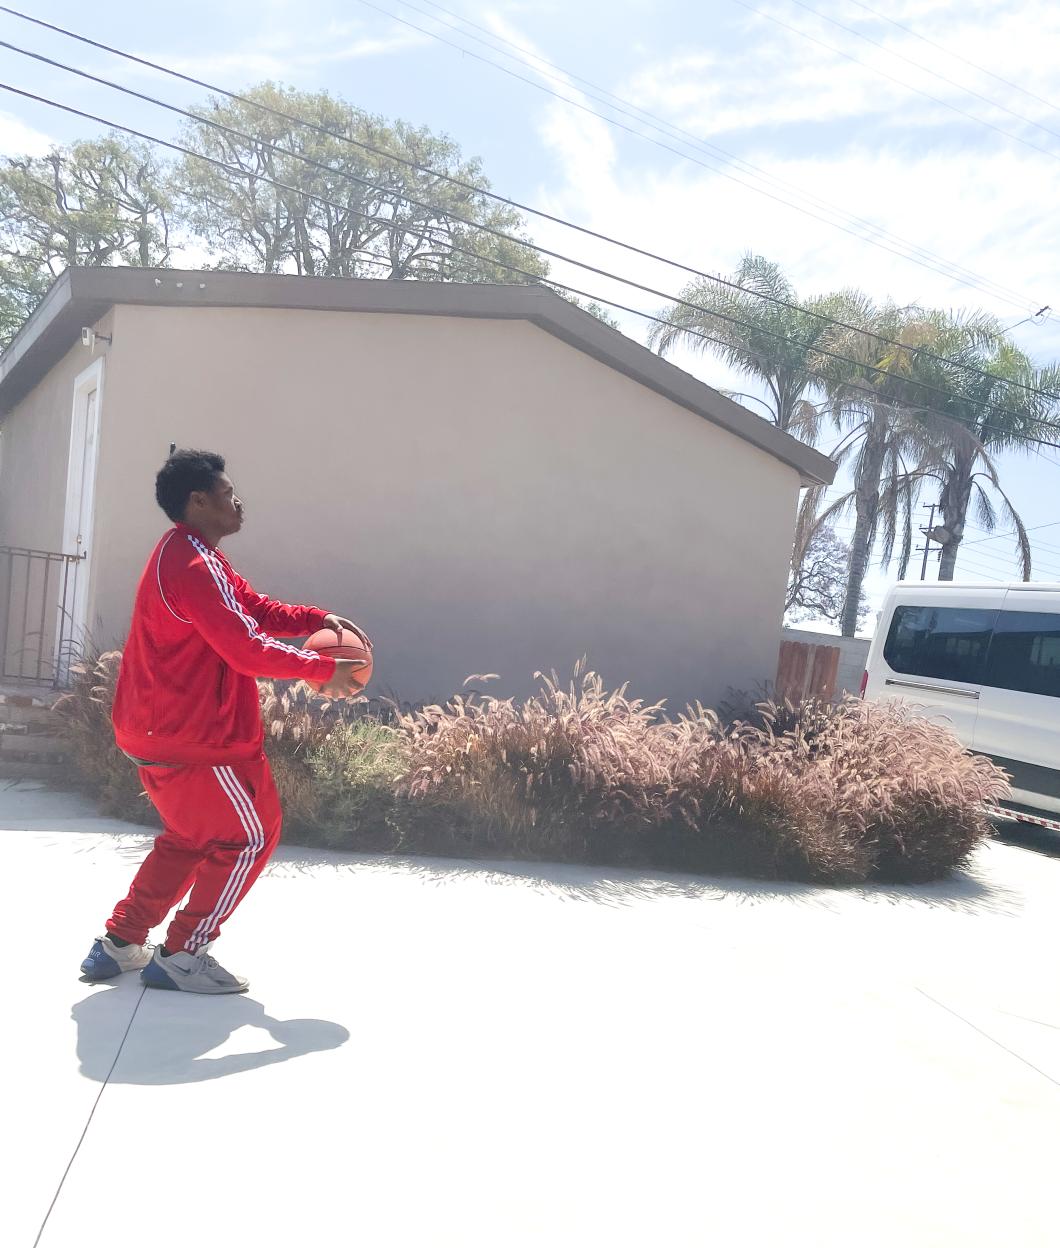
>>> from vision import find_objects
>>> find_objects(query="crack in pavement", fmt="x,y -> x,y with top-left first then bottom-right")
33,985 -> 148,1248
916,986 -> 1060,1091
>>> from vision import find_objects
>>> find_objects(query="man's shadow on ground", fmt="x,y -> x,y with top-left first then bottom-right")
73,981 -> 350,1085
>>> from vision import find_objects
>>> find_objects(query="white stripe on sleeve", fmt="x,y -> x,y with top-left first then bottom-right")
185,535 -> 321,662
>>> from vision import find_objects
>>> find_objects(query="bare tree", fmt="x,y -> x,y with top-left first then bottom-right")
786,523 -> 868,628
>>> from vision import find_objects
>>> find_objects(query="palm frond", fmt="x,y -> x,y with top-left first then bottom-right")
793,488 -> 855,567
787,397 -> 825,444
993,482 -> 1033,580
878,448 -> 901,567
972,483 -> 996,532
895,480 -> 915,580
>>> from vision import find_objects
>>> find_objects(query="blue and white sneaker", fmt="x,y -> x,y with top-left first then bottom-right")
81,935 -> 154,981
141,943 -> 249,994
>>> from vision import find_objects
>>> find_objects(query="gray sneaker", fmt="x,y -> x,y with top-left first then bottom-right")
141,943 -> 249,994
81,934 -> 154,981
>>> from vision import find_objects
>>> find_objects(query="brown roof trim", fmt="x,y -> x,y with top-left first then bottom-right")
0,267 -> 835,485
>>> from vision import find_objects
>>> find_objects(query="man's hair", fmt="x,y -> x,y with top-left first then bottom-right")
155,449 -> 226,523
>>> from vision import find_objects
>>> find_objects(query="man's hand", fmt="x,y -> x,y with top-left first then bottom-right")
317,658 -> 371,699
321,613 -> 373,651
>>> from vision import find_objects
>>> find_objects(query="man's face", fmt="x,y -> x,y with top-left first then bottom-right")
186,472 -> 244,539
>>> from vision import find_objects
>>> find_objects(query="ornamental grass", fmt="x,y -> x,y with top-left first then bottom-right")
54,654 -> 1008,884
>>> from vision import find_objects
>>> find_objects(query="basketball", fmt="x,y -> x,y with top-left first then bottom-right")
302,628 -> 373,694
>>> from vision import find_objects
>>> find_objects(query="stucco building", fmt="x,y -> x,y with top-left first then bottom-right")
0,267 -> 834,710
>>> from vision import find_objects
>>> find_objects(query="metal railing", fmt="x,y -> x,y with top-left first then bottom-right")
0,546 -> 85,687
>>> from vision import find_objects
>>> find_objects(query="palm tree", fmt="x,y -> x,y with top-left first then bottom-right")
651,257 -> 1059,624
650,259 -> 939,633
904,322 -> 1060,580
648,253 -> 861,442
806,303 -> 968,636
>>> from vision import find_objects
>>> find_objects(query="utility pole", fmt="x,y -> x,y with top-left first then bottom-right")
917,503 -> 938,580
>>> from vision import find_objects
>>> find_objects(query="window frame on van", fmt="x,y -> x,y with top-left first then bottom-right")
882,603 -> 997,687
982,608 -> 1060,700
882,600 -> 1060,700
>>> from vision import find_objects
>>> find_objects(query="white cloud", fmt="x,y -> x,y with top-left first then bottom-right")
480,11 -> 618,191
514,3 -> 1060,362
141,24 -> 428,83
624,0 -> 1060,142
534,128 -> 1058,336
498,0 -> 1060,608
424,5 -> 1046,349
0,112 -> 53,158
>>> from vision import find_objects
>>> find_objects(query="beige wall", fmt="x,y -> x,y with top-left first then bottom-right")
55,304 -> 799,711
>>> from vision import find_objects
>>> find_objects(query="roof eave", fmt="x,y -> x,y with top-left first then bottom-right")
0,267 -> 836,486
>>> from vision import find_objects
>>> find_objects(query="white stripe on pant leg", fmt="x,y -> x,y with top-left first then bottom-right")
189,767 -> 263,949
192,766 -> 265,949
220,766 -> 263,840
185,768 -> 260,952
185,768 -> 256,951
209,767 -> 267,927
185,767 -> 261,952
215,767 -> 264,905
192,768 -> 265,948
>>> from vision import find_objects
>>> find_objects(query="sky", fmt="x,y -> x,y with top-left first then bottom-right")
1,0 -> 1059,633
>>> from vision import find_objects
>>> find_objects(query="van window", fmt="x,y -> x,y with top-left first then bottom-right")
883,606 -> 996,684
984,611 -> 1060,699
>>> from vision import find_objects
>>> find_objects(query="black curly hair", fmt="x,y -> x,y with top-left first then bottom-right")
155,449 -> 226,523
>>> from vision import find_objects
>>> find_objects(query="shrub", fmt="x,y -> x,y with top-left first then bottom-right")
55,653 -> 1010,885
808,699 -> 1008,882
299,722 -> 409,849
396,669 -> 1010,883
53,651 -> 157,825
260,683 -> 484,857
396,665 -> 671,861
658,697 -> 1009,882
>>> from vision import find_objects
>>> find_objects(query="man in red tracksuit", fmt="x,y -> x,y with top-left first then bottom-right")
80,449 -> 369,994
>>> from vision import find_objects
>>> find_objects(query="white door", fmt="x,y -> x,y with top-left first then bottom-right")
973,588 -> 1060,815
56,358 -> 104,672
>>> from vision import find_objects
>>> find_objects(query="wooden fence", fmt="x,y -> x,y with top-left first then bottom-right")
775,638 -> 841,704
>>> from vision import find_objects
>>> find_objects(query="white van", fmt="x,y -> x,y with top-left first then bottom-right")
862,582 -> 1060,827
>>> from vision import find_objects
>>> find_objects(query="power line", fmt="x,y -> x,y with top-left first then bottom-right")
0,12 -> 1053,406
963,519 -> 1060,546
5,76 -> 1060,458
352,0 -> 1040,311
841,0 -> 1060,120
956,542 -> 1060,578
1023,537 -> 1060,558
957,558 -> 1060,584
3,37 -> 1059,428
374,0 -> 1041,311
947,561 -> 1007,582
729,0 -> 1060,165
780,0 -> 1060,148
834,515 -> 1060,576
962,521 -> 1060,561
946,548 -> 1024,580
1000,308 -> 1052,336
956,535 -> 1043,564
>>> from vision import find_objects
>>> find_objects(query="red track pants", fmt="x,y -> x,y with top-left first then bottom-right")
106,754 -> 282,955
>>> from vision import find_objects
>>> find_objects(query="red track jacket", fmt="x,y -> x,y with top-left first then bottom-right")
112,523 -> 337,765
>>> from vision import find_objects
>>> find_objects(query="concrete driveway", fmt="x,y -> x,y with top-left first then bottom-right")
3,782 -> 1058,1247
